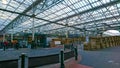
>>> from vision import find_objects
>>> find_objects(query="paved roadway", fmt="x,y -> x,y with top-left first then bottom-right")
79,46 -> 120,68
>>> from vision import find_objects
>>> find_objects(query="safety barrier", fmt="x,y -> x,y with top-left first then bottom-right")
0,48 -> 77,68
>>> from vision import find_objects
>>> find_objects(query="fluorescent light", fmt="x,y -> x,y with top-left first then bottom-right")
2,0 -> 7,4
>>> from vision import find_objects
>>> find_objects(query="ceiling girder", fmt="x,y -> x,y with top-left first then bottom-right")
1,0 -> 44,33
0,0 -> 120,34
34,0 -> 120,29
74,15 -> 120,27
54,0 -> 120,22
0,0 -> 64,33
42,14 -> 120,33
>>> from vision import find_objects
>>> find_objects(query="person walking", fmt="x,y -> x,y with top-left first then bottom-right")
3,41 -> 8,51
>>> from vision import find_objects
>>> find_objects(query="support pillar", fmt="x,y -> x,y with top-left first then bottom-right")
3,34 -> 5,42
11,33 -> 13,42
3,34 -> 6,51
65,30 -> 68,38
32,15 -> 35,41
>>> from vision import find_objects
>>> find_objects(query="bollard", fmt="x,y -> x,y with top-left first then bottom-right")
59,50 -> 65,68
21,53 -> 25,68
74,47 -> 78,60
19,53 -> 28,68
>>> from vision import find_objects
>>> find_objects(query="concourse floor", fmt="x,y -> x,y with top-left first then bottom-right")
79,46 -> 120,68
0,48 -> 63,61
1,46 -> 120,68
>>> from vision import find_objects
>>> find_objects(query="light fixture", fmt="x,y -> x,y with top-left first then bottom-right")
2,0 -> 7,4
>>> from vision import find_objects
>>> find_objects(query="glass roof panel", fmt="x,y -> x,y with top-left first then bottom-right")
36,0 -> 93,21
0,0 -> 120,34
0,0 -> 36,31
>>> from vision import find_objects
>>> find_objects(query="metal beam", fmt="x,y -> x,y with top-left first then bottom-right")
1,0 -> 44,33
42,14 -> 120,32
74,15 -> 120,27
34,0 -> 120,29
88,23 -> 120,30
54,0 -> 120,22
82,23 -> 120,33
1,0 -> 64,33
0,8 -> 55,24
0,8 -> 84,33
1,0 -> 119,34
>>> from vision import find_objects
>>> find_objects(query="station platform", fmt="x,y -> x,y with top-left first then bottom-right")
0,48 -> 64,61
0,46 -> 120,68
0,47 -> 92,68
36,46 -> 120,68
79,46 -> 120,68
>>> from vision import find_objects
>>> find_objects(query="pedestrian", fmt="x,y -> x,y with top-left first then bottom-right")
3,41 -> 8,50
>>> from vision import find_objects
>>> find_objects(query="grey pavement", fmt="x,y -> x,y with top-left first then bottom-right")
79,46 -> 120,68
0,48 -> 63,61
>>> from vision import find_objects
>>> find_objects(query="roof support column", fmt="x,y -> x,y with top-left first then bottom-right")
3,34 -> 5,42
32,15 -> 35,41
11,33 -> 13,42
11,27 -> 13,42
65,30 -> 69,38
31,1 -> 36,41
65,23 -> 69,38
85,31 -> 89,43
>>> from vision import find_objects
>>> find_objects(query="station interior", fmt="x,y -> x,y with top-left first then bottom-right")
0,0 -> 120,68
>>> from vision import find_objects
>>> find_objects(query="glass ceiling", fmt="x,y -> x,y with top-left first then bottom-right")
0,0 -> 35,30
0,0 -> 120,36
